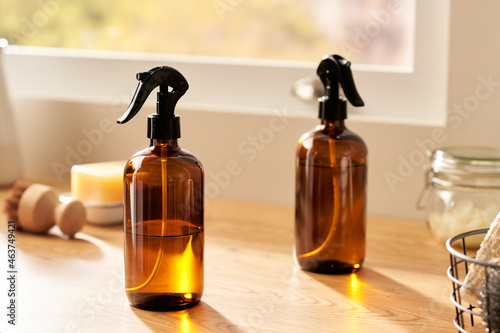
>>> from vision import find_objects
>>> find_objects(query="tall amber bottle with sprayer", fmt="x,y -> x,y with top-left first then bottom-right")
117,66 -> 204,310
295,55 -> 367,274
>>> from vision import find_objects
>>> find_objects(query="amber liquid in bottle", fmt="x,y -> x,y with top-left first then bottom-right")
124,139 -> 204,310
295,120 -> 367,274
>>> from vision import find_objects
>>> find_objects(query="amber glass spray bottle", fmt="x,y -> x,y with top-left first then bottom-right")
295,55 -> 367,274
117,66 -> 203,310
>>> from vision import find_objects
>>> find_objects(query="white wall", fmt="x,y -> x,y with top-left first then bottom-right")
7,0 -> 500,220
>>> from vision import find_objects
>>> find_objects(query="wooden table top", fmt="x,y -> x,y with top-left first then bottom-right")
0,186 -> 455,333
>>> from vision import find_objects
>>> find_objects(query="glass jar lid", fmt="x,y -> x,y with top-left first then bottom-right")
429,146 -> 500,188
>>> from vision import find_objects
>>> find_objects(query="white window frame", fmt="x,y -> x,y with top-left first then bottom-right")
2,0 -> 449,126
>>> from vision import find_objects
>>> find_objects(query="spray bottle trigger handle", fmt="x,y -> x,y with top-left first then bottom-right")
317,54 -> 364,107
335,56 -> 364,107
117,66 -> 189,125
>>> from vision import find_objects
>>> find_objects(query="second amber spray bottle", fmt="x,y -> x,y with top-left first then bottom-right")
294,54 -> 367,274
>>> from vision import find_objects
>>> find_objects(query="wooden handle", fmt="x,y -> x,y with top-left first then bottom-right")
17,183 -> 86,236
55,200 -> 86,237
18,184 -> 57,233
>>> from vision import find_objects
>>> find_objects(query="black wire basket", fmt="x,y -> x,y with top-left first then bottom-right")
447,228 -> 500,333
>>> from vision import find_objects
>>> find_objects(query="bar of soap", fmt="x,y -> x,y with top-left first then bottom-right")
71,161 -> 125,205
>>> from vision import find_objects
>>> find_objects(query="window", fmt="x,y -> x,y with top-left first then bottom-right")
2,0 -> 414,66
1,0 -> 449,125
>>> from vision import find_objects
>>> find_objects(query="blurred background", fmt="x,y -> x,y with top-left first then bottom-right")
0,0 -> 414,67
2,1 -> 500,221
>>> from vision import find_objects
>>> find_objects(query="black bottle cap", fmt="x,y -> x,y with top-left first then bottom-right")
117,66 -> 189,140
317,54 -> 364,121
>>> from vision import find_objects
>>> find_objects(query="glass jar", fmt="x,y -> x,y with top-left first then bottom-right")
419,147 -> 500,246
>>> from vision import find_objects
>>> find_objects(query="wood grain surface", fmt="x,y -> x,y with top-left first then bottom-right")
0,185 -> 455,333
